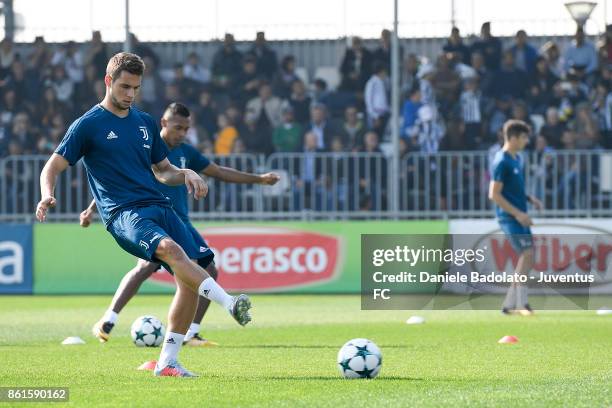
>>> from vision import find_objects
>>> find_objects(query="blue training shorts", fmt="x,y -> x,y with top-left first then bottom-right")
108,205 -> 214,268
498,218 -> 533,254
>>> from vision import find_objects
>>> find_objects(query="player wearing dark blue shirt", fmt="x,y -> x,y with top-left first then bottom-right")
36,53 -> 253,377
489,119 -> 542,316
81,103 -> 279,348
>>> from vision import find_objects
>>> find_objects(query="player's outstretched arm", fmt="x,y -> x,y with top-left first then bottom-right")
488,180 -> 532,227
36,153 -> 69,222
203,163 -> 280,185
79,199 -> 97,228
152,158 -> 208,199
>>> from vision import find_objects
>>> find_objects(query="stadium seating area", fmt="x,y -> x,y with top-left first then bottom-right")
0,24 -> 611,161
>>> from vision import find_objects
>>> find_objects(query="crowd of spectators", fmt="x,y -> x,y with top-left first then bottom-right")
1,23 -> 612,161
0,23 -> 611,213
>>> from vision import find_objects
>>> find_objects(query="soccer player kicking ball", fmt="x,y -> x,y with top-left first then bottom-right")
36,52 -> 252,377
82,102 -> 280,347
488,119 -> 543,316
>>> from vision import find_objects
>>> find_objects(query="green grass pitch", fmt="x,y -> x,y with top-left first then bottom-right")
0,295 -> 611,407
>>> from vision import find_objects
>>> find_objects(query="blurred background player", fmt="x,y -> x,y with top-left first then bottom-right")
84,102 -> 280,347
489,119 -> 543,315
36,52 -> 252,377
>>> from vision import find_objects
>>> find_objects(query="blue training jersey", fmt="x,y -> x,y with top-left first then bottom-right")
157,142 -> 210,221
55,105 -> 170,225
491,150 -> 528,220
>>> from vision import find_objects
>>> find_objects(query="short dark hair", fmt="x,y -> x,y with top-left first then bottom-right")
106,52 -> 145,80
164,102 -> 190,118
503,119 -> 530,140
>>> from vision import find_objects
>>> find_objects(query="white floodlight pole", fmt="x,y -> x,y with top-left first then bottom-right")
124,0 -> 132,52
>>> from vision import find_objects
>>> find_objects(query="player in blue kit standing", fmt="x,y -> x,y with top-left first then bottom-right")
489,119 -> 543,316
36,52 -> 252,377
81,102 -> 279,347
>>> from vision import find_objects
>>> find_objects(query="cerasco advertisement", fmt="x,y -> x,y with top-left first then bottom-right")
150,227 -> 344,292
449,219 -> 612,294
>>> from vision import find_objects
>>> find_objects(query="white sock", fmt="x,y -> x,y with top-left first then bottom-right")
158,331 -> 185,368
184,323 -> 201,341
103,310 -> 118,324
198,277 -> 233,311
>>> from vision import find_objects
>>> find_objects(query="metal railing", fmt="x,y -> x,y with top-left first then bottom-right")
1,150 -> 611,222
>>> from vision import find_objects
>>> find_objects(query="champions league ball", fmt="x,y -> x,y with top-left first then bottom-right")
337,338 -> 382,379
130,315 -> 165,347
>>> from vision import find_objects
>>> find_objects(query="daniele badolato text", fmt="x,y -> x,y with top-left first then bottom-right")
367,245 -> 594,299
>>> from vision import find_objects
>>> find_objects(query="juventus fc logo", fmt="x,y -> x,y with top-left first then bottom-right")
139,126 -> 149,141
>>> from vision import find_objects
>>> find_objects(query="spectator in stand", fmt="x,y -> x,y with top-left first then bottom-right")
359,131 -> 387,211
470,51 -> 492,94
211,33 -> 243,94
272,105 -> 303,152
601,84 -> 612,148
272,55 -> 299,98
598,24 -> 612,65
27,36 -> 52,74
10,112 -> 38,154
571,102 -> 600,149
540,107 -> 565,149
417,63 -> 436,113
138,56 -> 166,117
304,103 -> 339,150
489,50 -> 528,99
460,77 -> 483,149
193,89 -> 218,140
183,52 -> 210,85
401,53 -> 419,98
364,61 -> 390,137
564,27 -> 598,75
295,131 -> 326,210
339,105 -> 367,151
511,100 -> 534,133
240,112 -> 274,155
401,85 -> 421,140
0,38 -> 16,80
247,31 -> 278,80
510,30 -> 538,73
245,81 -> 284,131
410,105 -> 445,153
339,36 -> 373,93
51,41 -> 84,85
471,22 -> 502,71
45,64 -> 74,107
129,33 -> 160,67
234,55 -> 263,107
372,29 -> 402,74
0,88 -> 20,128
287,79 -> 311,126
443,27 -> 471,65
541,41 -> 564,78
528,56 -> 559,109
37,86 -> 66,128
311,78 -> 331,107
84,31 -> 108,77
432,53 -> 461,115
3,60 -> 35,110
172,63 -> 201,103
214,111 -> 239,155
488,96 -> 513,140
